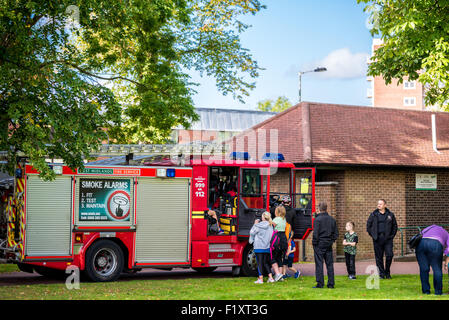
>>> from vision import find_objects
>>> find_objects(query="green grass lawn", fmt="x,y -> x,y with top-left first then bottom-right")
0,264 -> 19,273
0,273 -> 448,300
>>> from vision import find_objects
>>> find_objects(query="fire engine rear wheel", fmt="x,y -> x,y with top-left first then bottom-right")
85,240 -> 124,282
241,245 -> 258,277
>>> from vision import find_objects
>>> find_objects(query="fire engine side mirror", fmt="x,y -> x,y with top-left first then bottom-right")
15,168 -> 23,179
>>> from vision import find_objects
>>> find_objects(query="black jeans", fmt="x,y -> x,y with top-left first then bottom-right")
313,243 -> 335,287
255,252 -> 272,277
345,252 -> 356,276
373,234 -> 394,276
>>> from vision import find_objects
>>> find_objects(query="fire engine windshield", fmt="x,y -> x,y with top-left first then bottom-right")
208,167 -> 238,210
240,169 -> 263,209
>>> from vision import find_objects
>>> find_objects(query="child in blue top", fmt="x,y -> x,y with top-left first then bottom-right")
282,231 -> 301,279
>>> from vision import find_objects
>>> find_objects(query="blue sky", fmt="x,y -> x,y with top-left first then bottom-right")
189,0 -> 375,110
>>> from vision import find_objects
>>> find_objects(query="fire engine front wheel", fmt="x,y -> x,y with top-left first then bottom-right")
85,240 -> 124,282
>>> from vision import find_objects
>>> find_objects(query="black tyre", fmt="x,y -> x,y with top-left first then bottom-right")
232,266 -> 241,277
85,240 -> 124,282
241,245 -> 258,277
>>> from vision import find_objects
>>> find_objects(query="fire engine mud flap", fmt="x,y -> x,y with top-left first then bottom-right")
17,262 -> 34,274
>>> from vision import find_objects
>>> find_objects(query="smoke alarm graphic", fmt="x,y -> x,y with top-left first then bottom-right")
107,190 -> 131,220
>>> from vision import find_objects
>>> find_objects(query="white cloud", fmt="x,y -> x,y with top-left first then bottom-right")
286,48 -> 370,80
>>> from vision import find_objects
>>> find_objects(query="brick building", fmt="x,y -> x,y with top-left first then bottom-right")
228,102 -> 449,260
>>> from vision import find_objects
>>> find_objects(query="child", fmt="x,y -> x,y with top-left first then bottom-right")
249,211 -> 275,284
271,206 -> 288,281
342,221 -> 358,279
282,231 -> 301,279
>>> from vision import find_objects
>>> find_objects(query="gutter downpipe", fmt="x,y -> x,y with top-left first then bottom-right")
432,114 -> 440,154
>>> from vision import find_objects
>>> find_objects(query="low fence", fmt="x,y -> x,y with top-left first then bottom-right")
398,224 -> 449,257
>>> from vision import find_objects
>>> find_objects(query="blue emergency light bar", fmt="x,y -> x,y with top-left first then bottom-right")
229,152 -> 250,160
157,168 -> 176,178
166,169 -> 176,178
262,153 -> 285,161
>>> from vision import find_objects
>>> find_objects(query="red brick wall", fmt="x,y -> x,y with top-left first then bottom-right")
255,166 -> 449,261
312,168 -> 406,260
313,167 -> 449,260
342,168 -> 406,259
405,170 -> 449,245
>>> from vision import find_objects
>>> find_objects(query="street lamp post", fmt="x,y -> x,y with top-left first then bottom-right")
298,67 -> 327,102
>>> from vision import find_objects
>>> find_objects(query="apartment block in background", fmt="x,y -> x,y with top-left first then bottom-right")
367,38 -> 426,111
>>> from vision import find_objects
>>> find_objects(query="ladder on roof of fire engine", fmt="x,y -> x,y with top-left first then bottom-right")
89,142 -> 228,157
0,142 -> 229,160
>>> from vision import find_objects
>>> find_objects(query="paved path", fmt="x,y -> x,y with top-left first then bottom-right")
294,260 -> 420,277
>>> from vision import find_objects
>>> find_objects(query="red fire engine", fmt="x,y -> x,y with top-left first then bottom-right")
0,150 -> 315,282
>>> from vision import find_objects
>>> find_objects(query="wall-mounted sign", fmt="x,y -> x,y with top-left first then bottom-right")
79,178 -> 132,221
416,174 -> 437,191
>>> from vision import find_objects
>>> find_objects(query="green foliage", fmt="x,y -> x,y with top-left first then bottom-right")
358,0 -> 449,111
257,96 -> 292,112
0,0 -> 264,179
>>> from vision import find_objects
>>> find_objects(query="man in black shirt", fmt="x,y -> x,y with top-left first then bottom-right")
280,195 -> 295,226
366,199 -> 398,279
312,202 -> 339,288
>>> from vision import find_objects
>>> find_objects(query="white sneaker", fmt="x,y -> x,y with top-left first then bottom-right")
267,278 -> 275,283
274,273 -> 283,282
254,279 -> 263,284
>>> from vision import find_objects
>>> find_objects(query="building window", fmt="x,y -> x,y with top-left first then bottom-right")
170,130 -> 179,143
404,81 -> 416,90
404,97 -> 416,106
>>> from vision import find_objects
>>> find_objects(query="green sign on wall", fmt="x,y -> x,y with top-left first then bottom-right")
416,174 -> 437,191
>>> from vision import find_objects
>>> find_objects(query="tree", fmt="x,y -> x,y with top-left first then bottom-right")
256,96 -> 292,112
358,0 -> 449,110
0,0 -> 264,179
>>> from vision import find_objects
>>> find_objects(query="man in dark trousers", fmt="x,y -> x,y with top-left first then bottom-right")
312,202 -> 339,288
366,199 -> 398,279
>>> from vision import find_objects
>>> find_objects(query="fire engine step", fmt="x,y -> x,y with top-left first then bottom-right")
208,248 -> 236,253
208,258 -> 237,267
209,244 -> 233,250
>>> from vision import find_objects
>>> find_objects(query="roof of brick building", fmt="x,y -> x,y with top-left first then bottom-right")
228,102 -> 449,168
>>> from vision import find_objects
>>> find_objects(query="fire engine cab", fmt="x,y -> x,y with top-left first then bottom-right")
0,147 -> 315,282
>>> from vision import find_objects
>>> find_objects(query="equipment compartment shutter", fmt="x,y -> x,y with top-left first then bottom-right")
25,176 -> 72,256
135,178 -> 190,263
